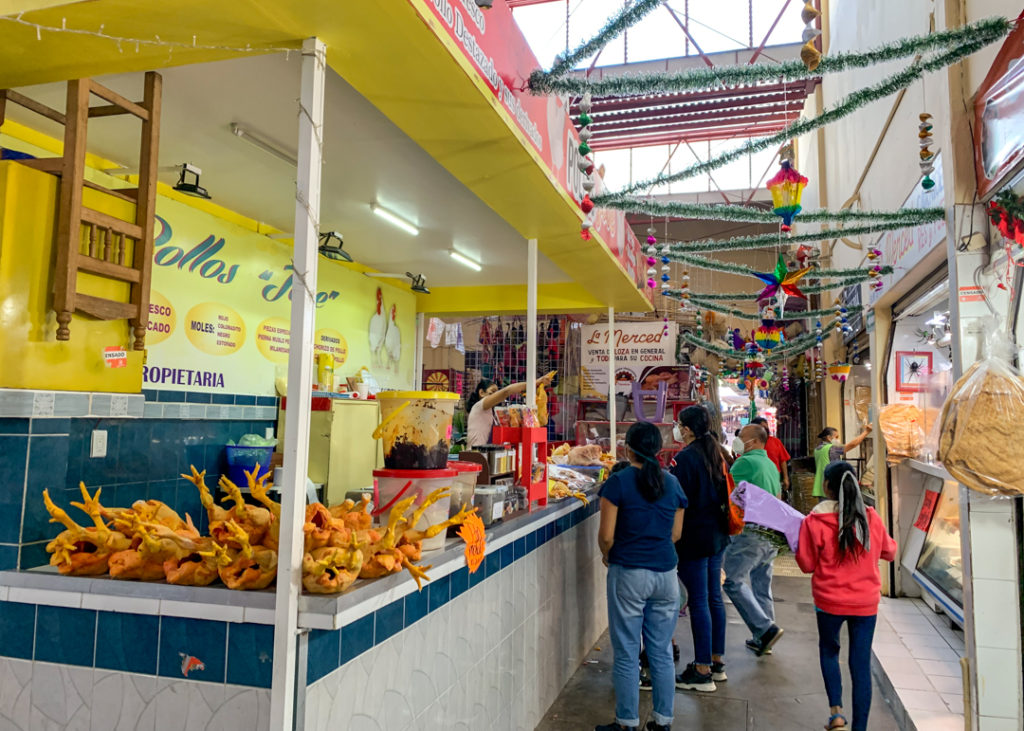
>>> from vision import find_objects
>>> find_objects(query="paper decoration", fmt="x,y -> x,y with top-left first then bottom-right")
754,255 -> 812,301
458,513 -> 487,574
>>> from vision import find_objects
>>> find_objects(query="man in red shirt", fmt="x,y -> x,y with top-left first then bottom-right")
751,417 -> 791,501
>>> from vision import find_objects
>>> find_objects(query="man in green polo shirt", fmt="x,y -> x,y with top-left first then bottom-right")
723,424 -> 784,657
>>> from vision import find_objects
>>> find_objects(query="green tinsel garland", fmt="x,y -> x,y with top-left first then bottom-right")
674,296 -> 864,322
671,251 -> 894,281
679,324 -> 835,363
530,17 -> 1010,95
592,196 -> 944,228
616,33 -> 1006,196
672,278 -> 865,300
663,221 -> 927,255
544,0 -> 661,79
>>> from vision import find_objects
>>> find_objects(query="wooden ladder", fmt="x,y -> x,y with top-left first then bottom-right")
0,72 -> 162,350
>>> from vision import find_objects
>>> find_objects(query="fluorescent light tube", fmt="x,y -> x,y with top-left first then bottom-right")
450,249 -> 482,271
230,123 -> 298,166
371,204 -> 419,236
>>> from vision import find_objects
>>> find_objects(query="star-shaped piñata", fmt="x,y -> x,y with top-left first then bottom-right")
754,254 -> 812,301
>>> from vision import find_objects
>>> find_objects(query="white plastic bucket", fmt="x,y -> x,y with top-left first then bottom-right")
372,469 -> 456,551
373,391 -> 459,470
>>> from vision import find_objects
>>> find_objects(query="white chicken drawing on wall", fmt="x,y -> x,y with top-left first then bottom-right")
368,287 -> 402,370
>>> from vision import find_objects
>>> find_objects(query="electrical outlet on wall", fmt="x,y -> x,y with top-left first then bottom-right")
91,430 -> 107,459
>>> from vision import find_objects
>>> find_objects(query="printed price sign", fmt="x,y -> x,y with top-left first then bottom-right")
914,490 -> 940,531
103,347 -> 128,368
457,513 -> 487,574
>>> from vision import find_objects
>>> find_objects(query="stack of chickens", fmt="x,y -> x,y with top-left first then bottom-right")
43,464 -> 474,595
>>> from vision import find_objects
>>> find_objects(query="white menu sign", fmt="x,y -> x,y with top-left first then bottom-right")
580,322 -> 678,399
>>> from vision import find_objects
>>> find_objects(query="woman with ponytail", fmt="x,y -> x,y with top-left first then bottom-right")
596,421 -> 687,731
796,461 -> 897,731
670,405 -> 732,692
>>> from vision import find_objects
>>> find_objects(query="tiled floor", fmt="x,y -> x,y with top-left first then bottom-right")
538,573 -> 901,730
873,596 -> 966,731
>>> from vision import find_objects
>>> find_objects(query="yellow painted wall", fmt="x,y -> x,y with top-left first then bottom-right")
0,162 -> 145,391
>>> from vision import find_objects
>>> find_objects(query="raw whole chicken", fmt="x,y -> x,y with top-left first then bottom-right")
43,486 -> 131,576
216,521 -> 278,590
565,444 -> 604,466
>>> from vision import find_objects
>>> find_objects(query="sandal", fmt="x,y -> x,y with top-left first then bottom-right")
825,714 -> 848,730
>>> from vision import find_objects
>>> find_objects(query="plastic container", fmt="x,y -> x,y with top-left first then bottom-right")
372,468 -> 456,551
475,486 -> 506,526
373,391 -> 459,470
225,445 -> 274,486
447,461 -> 481,518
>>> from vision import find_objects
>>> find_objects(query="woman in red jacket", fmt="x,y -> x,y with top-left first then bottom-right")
796,461 -> 897,731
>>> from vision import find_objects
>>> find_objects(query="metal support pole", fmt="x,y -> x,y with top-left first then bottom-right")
270,36 -> 326,731
527,238 -> 538,409
608,307 -> 617,455
414,312 -> 425,390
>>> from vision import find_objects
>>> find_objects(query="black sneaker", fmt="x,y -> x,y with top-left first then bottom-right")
755,625 -> 784,656
745,637 -> 773,655
639,666 -> 652,691
710,661 -> 727,682
595,723 -> 636,731
675,662 -> 716,692
646,722 -> 671,731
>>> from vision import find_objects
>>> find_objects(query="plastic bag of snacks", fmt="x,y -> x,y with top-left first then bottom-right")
938,324 -> 1024,496
878,403 -> 925,463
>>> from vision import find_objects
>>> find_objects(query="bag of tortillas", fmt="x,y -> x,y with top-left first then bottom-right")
878,403 -> 925,463
938,325 -> 1024,496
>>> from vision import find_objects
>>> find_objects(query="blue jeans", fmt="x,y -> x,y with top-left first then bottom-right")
722,529 -> 778,638
607,564 -> 679,727
817,612 -> 877,731
677,548 -> 727,665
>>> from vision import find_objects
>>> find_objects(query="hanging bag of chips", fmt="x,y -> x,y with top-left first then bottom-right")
938,323 -> 1024,496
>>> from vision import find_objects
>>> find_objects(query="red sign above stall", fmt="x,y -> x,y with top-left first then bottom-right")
974,11 -> 1024,200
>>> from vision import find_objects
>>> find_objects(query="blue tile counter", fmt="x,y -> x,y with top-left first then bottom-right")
0,494 -> 607,730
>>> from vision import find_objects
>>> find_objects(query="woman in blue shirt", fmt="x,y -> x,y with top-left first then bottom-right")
597,421 -> 687,731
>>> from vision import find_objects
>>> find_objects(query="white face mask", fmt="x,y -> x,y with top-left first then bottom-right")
733,438 -> 744,455
673,424 -> 684,443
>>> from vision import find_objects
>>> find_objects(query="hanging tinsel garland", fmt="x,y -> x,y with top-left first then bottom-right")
663,221 -> 928,255
530,17 -> 1010,95
679,322 -> 838,364
613,36 -> 1006,196
670,277 -> 871,302
591,197 -> 945,227
669,251 -> 893,281
545,0 -> 662,79
673,296 -> 864,323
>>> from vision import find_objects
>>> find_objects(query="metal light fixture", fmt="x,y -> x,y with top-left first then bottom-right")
173,163 -> 210,199
475,0 -> 493,7
230,123 -> 298,166
407,272 -> 430,294
449,249 -> 482,271
318,231 -> 352,262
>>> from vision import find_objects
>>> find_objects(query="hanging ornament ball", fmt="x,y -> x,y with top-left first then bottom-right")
921,176 -> 936,190
681,292 -> 691,299
661,274 -> 671,282
647,234 -> 658,245
647,267 -> 657,277
661,256 -> 670,265
661,244 -> 671,254
580,229 -> 591,241
867,247 -> 881,260
577,112 -> 592,127
578,142 -> 591,156
661,282 -> 670,290
647,256 -> 657,266
578,158 -> 594,175
579,127 -> 592,142
661,264 -> 670,273
647,278 -> 657,289
580,195 -> 595,214
647,226 -> 657,235
578,93 -> 592,114
582,178 -> 595,193
580,220 -> 593,231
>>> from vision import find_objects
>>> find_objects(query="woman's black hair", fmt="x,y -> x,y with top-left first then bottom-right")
625,421 -> 664,502
680,405 -> 729,527
824,461 -> 869,559
466,379 -> 495,413
817,427 -> 838,441
610,460 -> 631,474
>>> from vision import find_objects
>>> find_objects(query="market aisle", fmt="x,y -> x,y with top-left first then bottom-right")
537,572 -> 900,730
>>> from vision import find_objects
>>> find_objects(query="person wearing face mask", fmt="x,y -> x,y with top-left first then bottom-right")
813,426 -> 872,502
729,428 -> 745,459
596,421 -> 687,731
670,406 -> 732,692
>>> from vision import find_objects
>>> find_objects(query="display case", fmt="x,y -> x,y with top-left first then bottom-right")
914,476 -> 964,610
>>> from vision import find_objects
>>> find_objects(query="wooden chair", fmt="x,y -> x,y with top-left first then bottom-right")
0,73 -> 162,349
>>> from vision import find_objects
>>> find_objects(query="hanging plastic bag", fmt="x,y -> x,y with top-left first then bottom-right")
938,320 -> 1024,496
878,403 -> 925,463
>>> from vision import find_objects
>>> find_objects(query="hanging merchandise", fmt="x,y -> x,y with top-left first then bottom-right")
828,362 -> 852,382
576,93 -> 597,240
427,317 -> 445,348
800,1 -> 823,71
988,188 -> 1024,245
938,328 -> 1024,496
919,113 -> 936,190
766,147 -> 809,232
660,242 -> 672,290
782,365 -> 790,391
645,225 -> 659,291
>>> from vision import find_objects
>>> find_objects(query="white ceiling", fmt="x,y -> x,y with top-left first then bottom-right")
7,53 -> 569,287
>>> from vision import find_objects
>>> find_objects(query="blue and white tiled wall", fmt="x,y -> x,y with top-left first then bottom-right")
0,388 -> 278,571
0,503 -> 605,730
